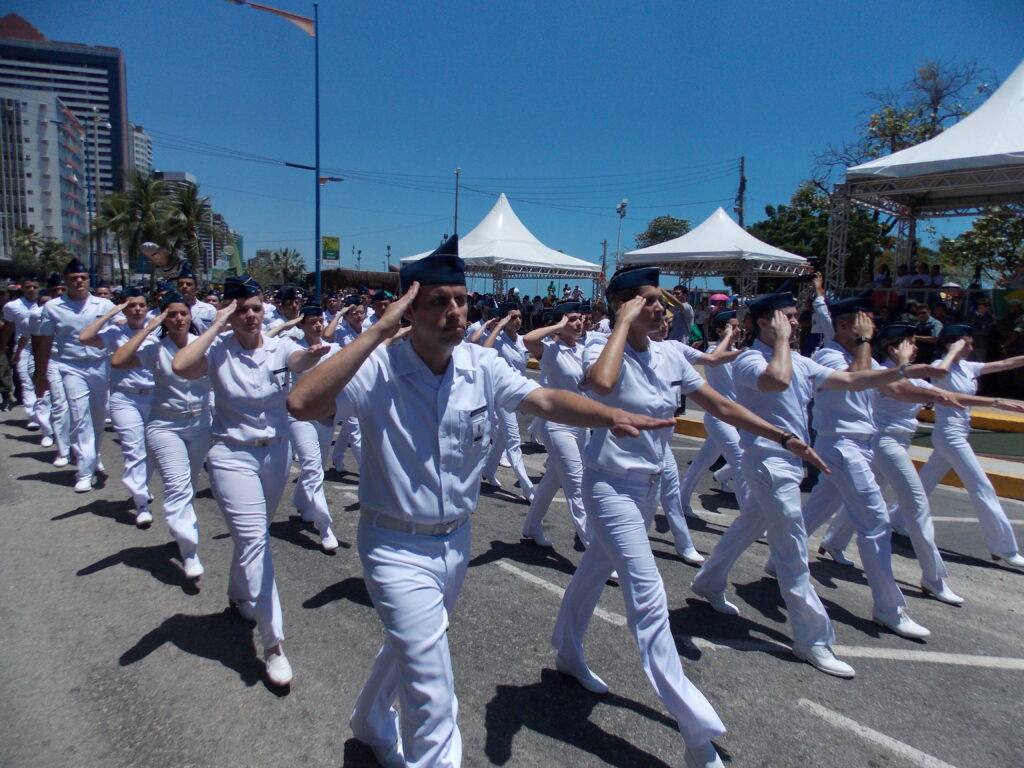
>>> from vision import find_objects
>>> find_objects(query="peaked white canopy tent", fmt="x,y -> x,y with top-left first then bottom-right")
622,206 -> 809,295
825,57 -> 1024,291
402,193 -> 600,296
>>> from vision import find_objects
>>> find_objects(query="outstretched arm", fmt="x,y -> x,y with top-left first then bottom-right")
172,300 -> 236,379
517,387 -> 674,437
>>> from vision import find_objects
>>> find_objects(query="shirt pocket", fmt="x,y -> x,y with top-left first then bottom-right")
269,365 -> 289,391
459,403 -> 492,456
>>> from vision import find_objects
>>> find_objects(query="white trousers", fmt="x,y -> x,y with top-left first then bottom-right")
57,360 -> 109,479
822,433 -> 949,586
288,417 -> 333,534
522,422 -> 589,544
208,439 -> 290,649
801,436 -> 905,614
109,390 -> 153,508
351,519 -> 470,768
44,360 -> 69,455
15,351 -> 40,428
680,416 -> 746,507
552,468 -> 726,748
660,443 -> 696,552
916,426 -> 1019,558
146,415 -> 210,560
483,408 -> 533,494
331,416 -> 362,470
693,454 -> 834,650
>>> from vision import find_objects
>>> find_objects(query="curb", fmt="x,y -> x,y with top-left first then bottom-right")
916,407 -> 1024,434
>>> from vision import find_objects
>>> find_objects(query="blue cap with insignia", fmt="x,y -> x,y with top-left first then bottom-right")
63,257 -> 88,275
552,301 -> 582,318
876,322 -> 916,344
605,265 -> 659,300
159,290 -> 187,310
400,235 -> 465,293
747,287 -> 797,320
712,309 -> 738,329
828,289 -> 873,318
939,322 -> 974,340
223,275 -> 262,301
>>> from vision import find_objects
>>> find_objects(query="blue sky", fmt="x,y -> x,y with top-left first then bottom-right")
16,0 -> 1024,294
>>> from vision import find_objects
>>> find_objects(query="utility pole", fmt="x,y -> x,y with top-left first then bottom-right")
733,156 -> 747,227
614,199 -> 628,273
453,168 -> 462,235
599,239 -> 608,291
386,244 -> 391,271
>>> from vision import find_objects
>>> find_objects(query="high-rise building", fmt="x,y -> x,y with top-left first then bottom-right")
0,13 -> 129,221
129,122 -> 152,175
0,87 -> 86,262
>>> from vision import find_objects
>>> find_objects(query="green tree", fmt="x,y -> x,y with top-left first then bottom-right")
123,169 -> 173,260
166,184 -> 214,272
11,225 -> 45,272
92,192 -> 134,285
273,248 -> 306,285
246,252 -> 280,288
635,216 -> 691,249
939,213 -> 1024,285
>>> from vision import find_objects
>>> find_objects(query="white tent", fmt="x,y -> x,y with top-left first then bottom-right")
848,58 -> 1024,179
402,193 -> 599,295
622,207 -> 808,294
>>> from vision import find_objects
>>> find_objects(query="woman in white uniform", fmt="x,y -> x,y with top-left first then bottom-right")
520,301 -> 589,547
287,300 -> 339,553
480,302 -> 535,500
325,296 -> 364,472
551,266 -> 825,768
909,323 -> 1024,568
80,288 -> 154,526
111,291 -> 211,575
172,275 -> 330,687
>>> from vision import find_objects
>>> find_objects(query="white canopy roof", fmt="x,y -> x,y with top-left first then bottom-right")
848,57 -> 1024,180
622,207 -> 808,267
402,193 -> 599,278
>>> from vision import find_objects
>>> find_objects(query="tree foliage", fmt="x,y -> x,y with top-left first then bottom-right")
635,216 -> 692,249
244,248 -> 306,289
11,225 -> 72,276
939,213 -> 1024,285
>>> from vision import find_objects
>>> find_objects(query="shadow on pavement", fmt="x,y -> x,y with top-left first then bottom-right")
119,610 -> 268,689
269,516 -> 348,554
469,538 -> 577,578
19,468 -> 78,488
10,451 -> 55,466
341,738 -> 382,767
77,540 -> 199,595
484,668 -> 680,767
671,598 -> 795,662
52,497 -> 137,526
303,576 -> 372,610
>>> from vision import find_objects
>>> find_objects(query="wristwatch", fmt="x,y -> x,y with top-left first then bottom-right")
854,336 -> 871,346
898,362 -> 911,378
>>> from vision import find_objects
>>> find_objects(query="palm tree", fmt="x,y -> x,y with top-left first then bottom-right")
11,225 -> 45,272
37,238 -> 72,275
123,169 -> 172,259
166,183 -> 214,273
92,192 -> 133,285
273,248 -> 306,286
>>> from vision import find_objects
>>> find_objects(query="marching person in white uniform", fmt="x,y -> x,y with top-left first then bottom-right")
552,267 -> 827,768
32,258 -> 114,492
907,324 -> 1024,568
690,289 -> 945,678
363,290 -> 394,330
480,301 -> 535,500
173,276 -> 329,687
30,274 -> 70,461
817,323 -> 966,604
111,292 -> 212,567
325,295 -> 365,472
287,238 -> 672,768
1,272 -> 42,430
175,263 -> 217,333
79,288 -> 155,524
287,300 -> 339,553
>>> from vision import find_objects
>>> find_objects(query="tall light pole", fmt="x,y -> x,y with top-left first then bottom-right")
386,244 -> 391,270
85,111 -> 110,284
313,2 -> 322,299
614,198 -> 628,273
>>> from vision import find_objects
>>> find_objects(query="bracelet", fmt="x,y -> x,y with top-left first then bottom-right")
898,362 -> 911,379
779,431 -> 797,448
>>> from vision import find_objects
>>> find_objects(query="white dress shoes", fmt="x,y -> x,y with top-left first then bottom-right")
231,599 -> 257,622
555,654 -> 608,694
792,644 -> 855,678
481,474 -> 502,489
321,529 -> 339,553
73,475 -> 96,493
53,455 -> 69,467
690,581 -> 739,616
40,435 -> 54,448
183,555 -> 204,580
684,739 -> 725,768
135,507 -> 153,529
818,544 -> 855,567
522,529 -> 553,548
873,607 -> 930,639
921,579 -> 964,606
991,552 -> 1024,569
678,546 -> 705,566
264,647 -> 293,686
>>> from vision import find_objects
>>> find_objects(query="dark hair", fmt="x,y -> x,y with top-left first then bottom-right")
157,299 -> 199,338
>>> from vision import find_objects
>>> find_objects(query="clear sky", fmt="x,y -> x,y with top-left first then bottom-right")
14,0 -> 1024,294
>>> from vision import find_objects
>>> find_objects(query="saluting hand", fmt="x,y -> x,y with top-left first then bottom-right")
608,408 -> 675,438
145,310 -> 168,333
615,295 -> 647,327
213,300 -> 237,329
768,309 -> 792,344
372,282 -> 418,339
893,338 -> 915,365
851,311 -> 875,339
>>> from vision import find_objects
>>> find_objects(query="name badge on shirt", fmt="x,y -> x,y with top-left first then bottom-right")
471,418 -> 486,443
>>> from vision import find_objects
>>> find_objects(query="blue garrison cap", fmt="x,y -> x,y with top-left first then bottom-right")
828,290 -> 873,318
357,286 -> 370,295
343,294 -> 362,307
21,271 -> 40,283
552,301 -> 582,318
299,300 -> 323,317
373,290 -> 395,301
939,322 -> 974,341
123,286 -> 145,298
748,290 -> 796,320
540,309 -> 554,326
712,309 -> 738,329
63,257 -> 88,275
876,323 -> 915,345
400,235 -> 465,293
46,272 -> 64,288
159,290 -> 187,310
177,263 -> 196,280
324,290 -> 339,300
155,281 -> 173,292
278,286 -> 303,302
223,275 -> 262,301
498,301 -> 521,317
579,301 -> 592,314
605,265 -> 659,300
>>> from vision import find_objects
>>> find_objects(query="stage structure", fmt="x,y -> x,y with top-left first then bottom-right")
621,207 -> 809,296
825,57 -> 1024,293
402,193 -> 600,297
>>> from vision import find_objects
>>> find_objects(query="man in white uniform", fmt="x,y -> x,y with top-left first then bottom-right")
32,259 -> 115,491
175,263 -> 217,333
288,236 -> 671,768
1,272 -> 42,428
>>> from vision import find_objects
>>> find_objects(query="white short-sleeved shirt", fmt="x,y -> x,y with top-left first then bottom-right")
3,297 -> 36,343
37,294 -> 115,364
333,320 -> 361,348
187,299 -> 217,333
290,337 -> 338,385
262,306 -> 281,330
810,296 -> 835,343
809,341 -> 883,436
27,303 -> 45,338
592,318 -> 611,335
491,332 -> 529,374
98,324 -> 155,390
702,343 -> 737,401
581,335 -> 703,474
334,341 -> 539,524
660,339 -> 706,402
873,358 -> 934,435
538,337 -> 584,393
732,339 -> 834,456
135,334 -> 212,416
931,359 -> 985,432
204,332 -> 301,442
361,314 -> 379,331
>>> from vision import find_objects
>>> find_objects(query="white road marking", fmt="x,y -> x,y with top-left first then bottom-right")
496,561 -> 627,627
930,516 -> 1024,524
798,698 -> 959,768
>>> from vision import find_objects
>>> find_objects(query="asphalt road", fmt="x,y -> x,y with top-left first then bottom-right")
1,407 -> 1022,768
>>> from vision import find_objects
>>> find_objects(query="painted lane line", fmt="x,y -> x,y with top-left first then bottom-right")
496,561 -> 627,627
830,645 -> 1024,670
930,516 -> 1024,525
798,698 -> 959,768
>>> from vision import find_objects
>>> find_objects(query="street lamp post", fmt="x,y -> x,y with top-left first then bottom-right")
614,198 -> 628,273
84,111 -> 110,284
386,244 -> 391,271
